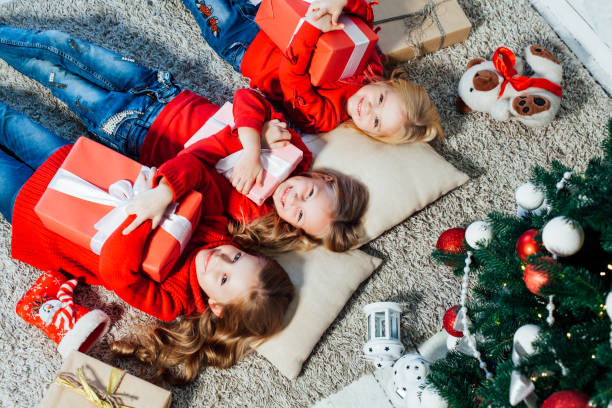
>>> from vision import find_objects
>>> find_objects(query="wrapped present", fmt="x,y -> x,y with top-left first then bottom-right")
35,137 -> 202,283
184,101 -> 235,148
373,0 -> 472,61
255,0 -> 378,85
216,144 -> 304,206
40,350 -> 171,408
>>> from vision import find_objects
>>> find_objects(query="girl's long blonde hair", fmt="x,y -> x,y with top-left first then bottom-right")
347,66 -> 444,144
110,258 -> 294,384
230,168 -> 368,254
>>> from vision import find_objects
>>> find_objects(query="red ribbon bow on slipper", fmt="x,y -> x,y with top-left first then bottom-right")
492,47 -> 562,99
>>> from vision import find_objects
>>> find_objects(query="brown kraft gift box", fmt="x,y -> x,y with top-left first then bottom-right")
373,0 -> 472,61
40,351 -> 171,408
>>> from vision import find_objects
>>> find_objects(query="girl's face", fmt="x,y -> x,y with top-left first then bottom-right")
196,245 -> 262,316
272,173 -> 336,237
346,83 -> 407,140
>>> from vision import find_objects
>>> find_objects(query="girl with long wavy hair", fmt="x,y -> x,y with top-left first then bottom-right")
1,100 -> 295,378
0,24 -> 369,253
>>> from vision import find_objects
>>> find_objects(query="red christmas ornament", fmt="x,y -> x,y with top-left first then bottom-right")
436,228 -> 466,253
516,229 -> 542,262
523,257 -> 555,296
541,390 -> 590,408
436,228 -> 466,266
443,305 -> 464,337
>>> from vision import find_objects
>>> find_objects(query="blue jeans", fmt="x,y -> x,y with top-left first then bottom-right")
0,25 -> 182,160
183,0 -> 260,72
0,102 -> 69,222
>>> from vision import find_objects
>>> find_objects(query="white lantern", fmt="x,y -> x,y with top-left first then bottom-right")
363,302 -> 404,368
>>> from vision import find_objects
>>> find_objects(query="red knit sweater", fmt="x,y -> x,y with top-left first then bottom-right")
150,88 -> 313,224
240,0 -> 383,134
11,145 -> 233,322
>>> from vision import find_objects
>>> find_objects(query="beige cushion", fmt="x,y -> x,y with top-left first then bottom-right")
303,127 -> 469,245
257,127 -> 468,379
257,248 -> 381,379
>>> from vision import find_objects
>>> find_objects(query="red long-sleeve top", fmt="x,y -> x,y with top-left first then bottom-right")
149,88 -> 313,224
240,0 -> 383,134
11,145 -> 233,322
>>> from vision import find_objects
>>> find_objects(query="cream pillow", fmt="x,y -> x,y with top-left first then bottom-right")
303,128 -> 469,245
257,248 -> 381,379
256,127 -> 468,379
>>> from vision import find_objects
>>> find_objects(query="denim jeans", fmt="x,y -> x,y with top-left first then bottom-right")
0,102 -> 70,222
183,0 -> 260,72
0,25 -> 182,160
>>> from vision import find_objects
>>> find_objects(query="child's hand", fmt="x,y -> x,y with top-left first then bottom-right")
262,119 -> 291,149
305,12 -> 345,33
122,174 -> 174,235
307,0 -> 347,26
231,149 -> 263,195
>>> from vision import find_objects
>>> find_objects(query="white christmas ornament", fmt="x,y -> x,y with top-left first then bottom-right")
515,182 -> 545,210
465,221 -> 493,249
392,354 -> 447,408
512,324 -> 541,365
542,216 -> 585,257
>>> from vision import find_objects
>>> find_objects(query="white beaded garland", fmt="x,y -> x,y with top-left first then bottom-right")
465,221 -> 493,249
456,251 -> 494,379
542,216 -> 585,257
606,291 -> 612,348
546,295 -> 555,326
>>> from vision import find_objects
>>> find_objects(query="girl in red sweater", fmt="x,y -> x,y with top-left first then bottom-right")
0,25 -> 368,252
183,0 -> 443,142
0,101 -> 294,382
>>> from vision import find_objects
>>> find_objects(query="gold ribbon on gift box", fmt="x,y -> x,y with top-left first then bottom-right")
54,366 -> 134,408
374,0 -> 448,57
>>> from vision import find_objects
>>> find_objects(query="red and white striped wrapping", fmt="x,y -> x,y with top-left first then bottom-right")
183,102 -> 304,205
255,0 -> 378,85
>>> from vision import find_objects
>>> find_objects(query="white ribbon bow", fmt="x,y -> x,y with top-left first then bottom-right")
47,167 -> 192,255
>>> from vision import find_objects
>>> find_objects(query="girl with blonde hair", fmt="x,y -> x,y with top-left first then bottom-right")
183,0 -> 444,143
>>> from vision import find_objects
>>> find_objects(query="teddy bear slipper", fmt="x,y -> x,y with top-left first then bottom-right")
16,270 -> 110,358
456,45 -> 563,127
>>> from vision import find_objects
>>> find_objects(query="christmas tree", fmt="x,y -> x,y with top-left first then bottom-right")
428,119 -> 612,408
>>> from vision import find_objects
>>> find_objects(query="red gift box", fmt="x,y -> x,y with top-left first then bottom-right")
35,137 -> 202,283
255,0 -> 378,86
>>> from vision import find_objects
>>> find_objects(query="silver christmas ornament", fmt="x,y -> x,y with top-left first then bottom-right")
542,216 -> 584,257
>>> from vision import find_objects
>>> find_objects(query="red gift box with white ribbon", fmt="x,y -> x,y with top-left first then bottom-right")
255,0 -> 378,85
35,137 -> 202,283
184,102 -> 304,206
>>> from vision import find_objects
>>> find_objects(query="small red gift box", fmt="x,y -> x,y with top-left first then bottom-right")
255,0 -> 378,85
35,137 -> 202,283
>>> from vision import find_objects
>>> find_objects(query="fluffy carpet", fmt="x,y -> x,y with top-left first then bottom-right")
0,0 -> 609,407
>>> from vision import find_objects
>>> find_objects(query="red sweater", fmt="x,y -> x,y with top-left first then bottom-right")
11,145 -> 233,322
149,88 -> 313,224
241,0 -> 383,134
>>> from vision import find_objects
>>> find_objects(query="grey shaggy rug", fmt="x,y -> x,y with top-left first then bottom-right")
0,0 -> 610,407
